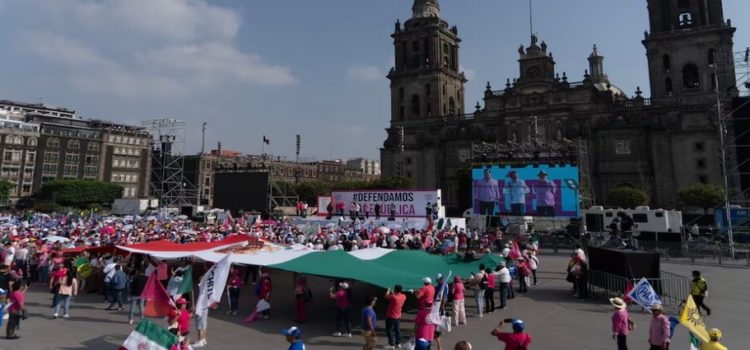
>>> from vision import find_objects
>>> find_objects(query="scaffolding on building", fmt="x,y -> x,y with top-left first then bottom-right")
735,47 -> 750,97
142,118 -> 197,208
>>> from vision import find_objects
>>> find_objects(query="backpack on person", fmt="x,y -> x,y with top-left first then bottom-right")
480,274 -> 488,290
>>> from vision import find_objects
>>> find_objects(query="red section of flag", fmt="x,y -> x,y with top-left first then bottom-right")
624,281 -> 634,303
509,241 -> 523,260
141,273 -> 174,317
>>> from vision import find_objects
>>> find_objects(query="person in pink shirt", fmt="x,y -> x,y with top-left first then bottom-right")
330,282 -> 352,337
484,267 -> 496,313
450,275 -> 467,326
609,297 -> 630,350
648,304 -> 670,350
413,277 -> 435,310
385,284 -> 407,348
414,303 -> 436,350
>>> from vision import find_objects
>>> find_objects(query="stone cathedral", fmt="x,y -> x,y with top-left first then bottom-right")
380,0 -> 740,213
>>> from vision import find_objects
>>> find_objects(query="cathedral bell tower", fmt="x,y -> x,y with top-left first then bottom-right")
387,0 -> 467,122
643,0 -> 737,99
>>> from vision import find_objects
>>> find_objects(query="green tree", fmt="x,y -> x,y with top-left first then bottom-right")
678,183 -> 725,210
0,180 -> 13,205
39,180 -> 123,209
605,186 -> 650,209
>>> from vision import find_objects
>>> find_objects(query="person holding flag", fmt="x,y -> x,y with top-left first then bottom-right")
192,255 -> 231,348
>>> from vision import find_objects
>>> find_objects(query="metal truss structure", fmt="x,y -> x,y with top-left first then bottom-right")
142,118 -> 197,208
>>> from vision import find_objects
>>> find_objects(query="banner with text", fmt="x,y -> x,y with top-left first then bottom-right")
319,189 -> 441,218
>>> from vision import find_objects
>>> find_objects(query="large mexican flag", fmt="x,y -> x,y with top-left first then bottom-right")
120,319 -> 178,350
120,238 -> 503,290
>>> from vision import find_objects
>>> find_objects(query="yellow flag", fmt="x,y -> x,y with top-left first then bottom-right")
679,295 -> 710,343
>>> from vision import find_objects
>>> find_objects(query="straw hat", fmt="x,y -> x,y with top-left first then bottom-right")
609,297 -> 626,309
651,303 -> 663,311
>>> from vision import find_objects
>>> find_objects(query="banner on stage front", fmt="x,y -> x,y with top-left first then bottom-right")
319,189 -> 441,218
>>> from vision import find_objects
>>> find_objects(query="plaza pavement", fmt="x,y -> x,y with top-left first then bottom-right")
2,253 -> 746,350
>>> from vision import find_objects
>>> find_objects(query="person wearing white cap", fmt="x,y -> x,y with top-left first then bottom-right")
413,277 -> 435,310
609,297 -> 630,350
330,282 -> 352,338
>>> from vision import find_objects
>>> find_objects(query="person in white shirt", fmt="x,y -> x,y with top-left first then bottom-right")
494,261 -> 511,309
3,244 -> 16,267
501,244 -> 510,258
526,250 -> 539,286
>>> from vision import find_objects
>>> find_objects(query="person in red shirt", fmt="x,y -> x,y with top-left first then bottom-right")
491,318 -> 532,350
413,277 -> 435,310
414,303 -> 436,350
385,284 -> 407,348
6,283 -> 25,339
259,273 -> 272,319
227,268 -> 242,316
330,282 -> 352,337
293,275 -> 312,323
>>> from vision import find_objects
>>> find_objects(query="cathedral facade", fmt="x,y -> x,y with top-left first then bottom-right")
381,0 -> 740,213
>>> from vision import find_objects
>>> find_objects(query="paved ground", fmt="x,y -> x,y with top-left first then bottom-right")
1,254 -> 746,350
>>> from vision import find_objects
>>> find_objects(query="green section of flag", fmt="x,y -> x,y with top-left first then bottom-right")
176,266 -> 193,295
689,332 -> 701,350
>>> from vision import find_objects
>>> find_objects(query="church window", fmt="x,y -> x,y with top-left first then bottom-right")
696,158 -> 706,169
448,97 -> 456,115
682,64 -> 700,89
443,104 -> 447,115
662,55 -> 671,72
399,105 -> 405,120
426,103 -> 432,117
665,78 -> 673,94
698,175 -> 708,184
410,95 -> 421,117
694,142 -> 705,151
707,49 -> 716,66
678,12 -> 693,27
614,139 -> 631,155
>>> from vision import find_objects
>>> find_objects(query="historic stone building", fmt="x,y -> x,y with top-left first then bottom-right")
381,0 -> 740,212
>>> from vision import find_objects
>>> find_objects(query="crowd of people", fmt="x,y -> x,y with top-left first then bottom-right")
0,210 -> 730,349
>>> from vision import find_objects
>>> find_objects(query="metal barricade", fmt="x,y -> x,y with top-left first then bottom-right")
587,269 -> 692,306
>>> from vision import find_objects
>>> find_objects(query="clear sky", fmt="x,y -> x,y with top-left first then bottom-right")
0,0 -> 748,161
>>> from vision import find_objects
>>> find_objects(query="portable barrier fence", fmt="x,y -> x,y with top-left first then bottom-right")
587,269 -> 692,306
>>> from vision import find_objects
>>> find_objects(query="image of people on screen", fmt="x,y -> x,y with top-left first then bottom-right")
533,170 -> 556,216
473,168 -> 500,215
503,170 -> 530,215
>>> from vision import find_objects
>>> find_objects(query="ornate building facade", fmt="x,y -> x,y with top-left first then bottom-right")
381,0 -> 740,212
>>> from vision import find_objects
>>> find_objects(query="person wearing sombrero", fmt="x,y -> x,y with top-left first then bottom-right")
503,171 -> 530,216
610,297 -> 630,350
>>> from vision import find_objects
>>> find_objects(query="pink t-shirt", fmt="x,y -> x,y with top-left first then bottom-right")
334,290 -> 350,309
177,310 -> 191,333
415,284 -> 435,309
156,263 -> 169,281
486,273 -> 496,288
386,293 -> 406,319
414,308 -> 436,341
8,291 -> 24,312
452,282 -> 465,300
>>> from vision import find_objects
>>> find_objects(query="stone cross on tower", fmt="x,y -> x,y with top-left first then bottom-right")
412,0 -> 440,19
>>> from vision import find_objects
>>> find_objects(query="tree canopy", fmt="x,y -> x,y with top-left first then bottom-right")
38,180 -> 123,209
678,183 -> 725,210
605,186 -> 650,209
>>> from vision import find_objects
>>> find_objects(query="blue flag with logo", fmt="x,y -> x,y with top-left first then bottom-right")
626,277 -> 661,311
